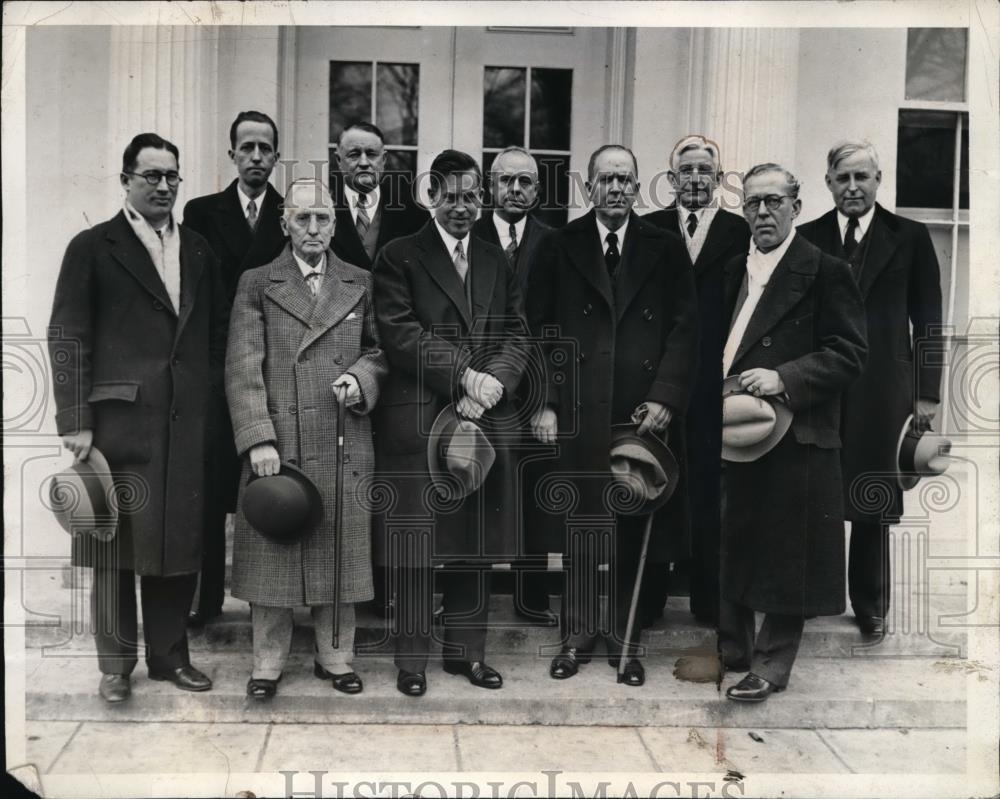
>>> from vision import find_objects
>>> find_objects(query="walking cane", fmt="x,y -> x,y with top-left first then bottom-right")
617,512 -> 655,683
332,383 -> 348,650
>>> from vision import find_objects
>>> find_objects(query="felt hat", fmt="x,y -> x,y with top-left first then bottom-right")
427,405 -> 497,500
896,414 -> 953,491
49,446 -> 118,541
608,423 -> 680,517
721,374 -> 794,462
242,461 -> 324,544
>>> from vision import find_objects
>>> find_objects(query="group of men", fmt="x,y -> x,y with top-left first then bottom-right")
48,108 -> 942,706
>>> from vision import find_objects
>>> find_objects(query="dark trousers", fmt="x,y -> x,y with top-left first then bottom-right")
192,417 -> 238,617
688,523 -> 721,624
91,567 -> 197,674
718,598 -> 804,688
512,556 -> 554,615
561,517 -> 644,659
394,565 -> 491,673
849,520 -> 890,619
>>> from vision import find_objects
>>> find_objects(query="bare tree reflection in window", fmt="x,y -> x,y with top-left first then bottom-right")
377,63 -> 419,146
905,28 -> 968,103
484,67 -> 526,148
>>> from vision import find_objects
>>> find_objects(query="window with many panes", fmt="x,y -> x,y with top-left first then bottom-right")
482,66 -> 573,227
328,61 -> 419,183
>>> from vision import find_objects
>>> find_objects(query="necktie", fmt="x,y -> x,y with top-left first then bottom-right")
605,231 -> 620,280
505,222 -> 519,267
356,193 -> 371,237
454,240 -> 469,284
305,270 -> 322,295
844,216 -> 860,258
246,198 -> 258,231
686,212 -> 698,238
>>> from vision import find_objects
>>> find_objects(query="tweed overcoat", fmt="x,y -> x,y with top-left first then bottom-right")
371,221 -> 528,568
226,246 -> 388,606
47,211 -> 229,576
524,210 -> 699,558
798,204 -> 943,523
720,233 -> 867,616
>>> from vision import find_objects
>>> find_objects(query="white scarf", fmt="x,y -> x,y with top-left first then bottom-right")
123,201 -> 182,314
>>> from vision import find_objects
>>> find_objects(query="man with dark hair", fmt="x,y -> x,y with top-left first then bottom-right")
48,132 -> 228,703
798,139 -> 944,638
181,110 -> 287,626
643,135 -> 751,627
526,144 -> 698,687
373,148 -> 527,697
331,121 -> 427,270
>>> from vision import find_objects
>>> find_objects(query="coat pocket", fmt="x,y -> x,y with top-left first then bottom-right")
89,381 -> 152,464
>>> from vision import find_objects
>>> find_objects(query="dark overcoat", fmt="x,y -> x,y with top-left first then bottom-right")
47,211 -> 229,576
720,233 -> 867,616
524,210 -> 699,559
331,174 -> 429,271
798,204 -> 943,523
472,210 -> 553,292
371,221 -> 528,568
226,246 -> 387,606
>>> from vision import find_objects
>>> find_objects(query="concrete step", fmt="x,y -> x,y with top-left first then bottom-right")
22,650 -> 967,728
27,594 -> 967,659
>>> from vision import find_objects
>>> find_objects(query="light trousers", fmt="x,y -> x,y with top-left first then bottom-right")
251,602 -> 357,680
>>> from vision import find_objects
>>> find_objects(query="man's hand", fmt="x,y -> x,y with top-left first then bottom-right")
62,429 -> 94,461
456,395 -> 487,421
738,368 -> 785,397
332,374 -> 362,407
462,368 -> 504,409
249,443 -> 281,477
530,406 -> 558,444
635,401 -> 672,436
915,398 -> 940,430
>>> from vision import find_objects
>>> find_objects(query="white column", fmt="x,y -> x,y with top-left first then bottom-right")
106,26 -> 219,210
687,28 -> 800,176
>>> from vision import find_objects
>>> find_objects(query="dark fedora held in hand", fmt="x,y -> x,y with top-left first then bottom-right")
608,423 -> 679,517
896,413 -> 953,491
427,405 -> 497,500
49,445 -> 118,541
721,374 -> 794,463
242,461 -> 324,544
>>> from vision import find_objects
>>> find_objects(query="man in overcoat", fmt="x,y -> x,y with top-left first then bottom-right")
472,146 -> 555,622
798,140 -> 943,637
182,110 -> 287,626
226,178 -> 388,697
331,122 -> 428,271
719,163 -> 867,702
372,149 -> 527,697
48,132 -> 228,703
643,135 -> 750,627
525,144 -> 698,687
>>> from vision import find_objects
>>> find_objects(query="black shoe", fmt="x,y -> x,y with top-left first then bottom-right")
246,675 -> 280,700
514,606 -> 559,626
396,669 -> 426,697
148,664 -> 213,692
443,660 -> 503,689
432,604 -> 444,624
549,646 -> 591,679
726,672 -> 784,702
314,662 -> 363,694
99,673 -> 131,704
857,615 -> 885,637
616,658 -> 645,686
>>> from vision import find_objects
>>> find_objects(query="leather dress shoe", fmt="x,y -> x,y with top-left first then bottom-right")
396,669 -> 426,697
549,646 -> 591,679
443,660 -> 503,689
514,606 -> 559,626
616,658 -> 645,686
246,675 -> 281,700
148,664 -> 213,692
314,662 -> 363,694
99,673 -> 131,703
857,615 -> 885,637
726,672 -> 784,702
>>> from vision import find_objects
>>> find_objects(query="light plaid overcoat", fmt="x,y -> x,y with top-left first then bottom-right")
226,246 -> 388,606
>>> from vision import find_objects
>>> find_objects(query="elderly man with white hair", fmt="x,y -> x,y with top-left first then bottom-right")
226,178 -> 388,700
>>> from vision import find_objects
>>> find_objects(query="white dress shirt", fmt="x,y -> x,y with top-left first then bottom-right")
721,230 -> 798,377
292,250 -> 326,293
492,213 -> 527,251
344,184 -> 381,226
237,184 -> 267,221
595,215 -> 629,254
433,220 -> 472,272
837,205 -> 875,244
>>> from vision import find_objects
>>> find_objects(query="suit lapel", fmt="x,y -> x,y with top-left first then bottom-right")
731,234 -> 817,367
615,215 -> 660,321
515,216 -> 539,274
418,222 -> 473,329
241,184 -> 284,270
174,229 -> 206,340
213,182 -> 253,265
333,199 -> 369,267
470,235 -> 499,322
857,204 -> 900,298
264,248 -> 317,327
693,211 -> 734,275
106,212 -> 176,315
566,212 -> 614,312
299,251 -> 365,354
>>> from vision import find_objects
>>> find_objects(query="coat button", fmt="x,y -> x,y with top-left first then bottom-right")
288,405 -> 298,415
578,352 -> 586,363
583,303 -> 593,316
643,308 -> 654,321
335,355 -> 344,365
762,336 -> 772,347
171,409 -> 179,421
343,453 -> 351,463
287,457 -> 298,465
153,300 -> 164,311
171,357 -> 179,366
642,359 -> 653,371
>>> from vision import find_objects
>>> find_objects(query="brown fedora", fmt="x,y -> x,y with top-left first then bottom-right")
49,446 -> 118,541
896,414 -> 953,491
242,461 -> 324,544
609,424 -> 680,517
427,405 -> 497,500
721,374 -> 794,462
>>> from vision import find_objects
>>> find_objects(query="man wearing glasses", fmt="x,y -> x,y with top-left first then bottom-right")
718,163 -> 866,702
48,133 -> 229,703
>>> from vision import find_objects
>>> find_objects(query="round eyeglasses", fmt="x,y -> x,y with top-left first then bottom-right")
125,171 -> 183,188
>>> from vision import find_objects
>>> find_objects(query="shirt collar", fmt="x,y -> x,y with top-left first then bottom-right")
433,219 -> 470,259
237,184 -> 266,218
291,249 -> 326,278
748,229 -> 797,272
344,183 -> 381,213
492,212 -> 527,241
595,215 -> 629,250
837,205 -> 875,240
124,199 -> 174,235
